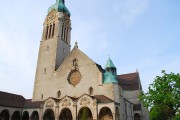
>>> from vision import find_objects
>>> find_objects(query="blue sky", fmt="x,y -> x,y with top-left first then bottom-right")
0,0 -> 180,98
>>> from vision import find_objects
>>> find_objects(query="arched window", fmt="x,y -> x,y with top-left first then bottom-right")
52,23 -> 55,38
48,25 -> 52,39
61,24 -> 64,39
64,26 -> 66,41
57,91 -> 61,98
65,28 -> 68,42
46,26 -> 49,39
46,46 -> 49,51
89,87 -> 93,95
41,94 -> 43,100
44,68 -> 46,74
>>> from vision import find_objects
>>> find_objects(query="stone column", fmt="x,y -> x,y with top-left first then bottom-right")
73,103 -> 77,120
55,106 -> 59,120
39,107 -> 43,120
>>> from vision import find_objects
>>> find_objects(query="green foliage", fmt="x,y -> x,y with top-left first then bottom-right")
172,111 -> 180,120
139,70 -> 180,119
150,107 -> 168,120
81,108 -> 88,120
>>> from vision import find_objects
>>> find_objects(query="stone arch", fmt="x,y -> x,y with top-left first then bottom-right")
134,113 -> 141,120
78,107 -> 93,120
59,108 -> 72,120
43,109 -> 55,120
99,107 -> 113,120
115,107 -> 120,120
11,111 -> 20,120
31,111 -> 39,120
0,109 -> 10,120
22,111 -> 29,120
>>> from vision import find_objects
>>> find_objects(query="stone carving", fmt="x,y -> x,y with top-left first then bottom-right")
59,15 -> 70,25
68,70 -> 81,86
62,99 -> 71,107
46,100 -> 54,107
80,97 -> 91,106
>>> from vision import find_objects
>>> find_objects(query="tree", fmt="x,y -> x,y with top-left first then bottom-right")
139,70 -> 180,120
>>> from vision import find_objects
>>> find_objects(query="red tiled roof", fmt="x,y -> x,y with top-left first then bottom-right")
117,72 -> 140,90
93,95 -> 114,103
0,91 -> 25,108
23,99 -> 44,108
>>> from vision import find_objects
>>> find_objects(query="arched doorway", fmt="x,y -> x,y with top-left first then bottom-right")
99,107 -> 113,120
43,109 -> 55,120
22,111 -> 29,120
59,108 -> 72,120
134,113 -> 141,120
11,111 -> 20,120
31,111 -> 39,120
78,107 -> 93,120
0,109 -> 9,120
115,107 -> 120,120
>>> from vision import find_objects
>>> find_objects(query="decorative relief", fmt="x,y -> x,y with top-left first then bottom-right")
46,100 -> 54,108
80,97 -> 91,106
62,99 -> 71,107
59,15 -> 70,25
68,70 -> 81,86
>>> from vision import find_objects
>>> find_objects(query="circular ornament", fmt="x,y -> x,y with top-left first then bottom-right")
68,70 -> 81,86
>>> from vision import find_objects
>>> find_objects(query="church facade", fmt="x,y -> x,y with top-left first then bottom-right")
0,0 -> 149,120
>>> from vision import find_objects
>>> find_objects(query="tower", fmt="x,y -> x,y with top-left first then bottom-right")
32,0 -> 71,101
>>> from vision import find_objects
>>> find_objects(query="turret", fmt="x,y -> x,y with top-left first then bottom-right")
103,57 -> 118,84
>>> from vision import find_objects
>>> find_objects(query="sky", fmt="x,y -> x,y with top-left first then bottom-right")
0,0 -> 180,99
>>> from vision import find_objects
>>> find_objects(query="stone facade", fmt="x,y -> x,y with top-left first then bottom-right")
0,0 -> 149,120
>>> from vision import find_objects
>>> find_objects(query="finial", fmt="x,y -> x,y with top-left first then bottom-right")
75,42 -> 78,48
108,54 -> 110,59
56,0 -> 65,4
136,69 -> 139,72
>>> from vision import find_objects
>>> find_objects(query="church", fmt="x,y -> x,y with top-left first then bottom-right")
0,0 -> 149,120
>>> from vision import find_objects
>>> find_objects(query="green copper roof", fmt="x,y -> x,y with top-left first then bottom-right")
48,0 -> 71,16
103,71 -> 118,84
105,58 -> 116,68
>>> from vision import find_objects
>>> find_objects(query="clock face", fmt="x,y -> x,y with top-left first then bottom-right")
69,71 -> 81,86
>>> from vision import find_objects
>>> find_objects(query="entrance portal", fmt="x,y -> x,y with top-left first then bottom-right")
78,107 -> 93,120
0,109 -> 9,120
134,113 -> 141,120
43,109 -> 55,120
59,108 -> 72,120
22,111 -> 29,120
31,111 -> 39,120
99,107 -> 113,120
11,111 -> 20,120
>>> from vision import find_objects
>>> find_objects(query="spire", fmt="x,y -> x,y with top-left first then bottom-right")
105,57 -> 116,68
105,57 -> 117,75
48,0 -> 71,16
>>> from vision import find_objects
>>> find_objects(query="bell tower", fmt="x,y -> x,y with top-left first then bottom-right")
32,0 -> 71,101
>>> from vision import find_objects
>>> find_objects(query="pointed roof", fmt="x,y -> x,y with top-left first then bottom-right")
105,57 -> 116,68
48,0 -> 71,16
103,71 -> 118,84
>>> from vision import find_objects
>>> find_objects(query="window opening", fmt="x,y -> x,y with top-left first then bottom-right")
48,25 -> 52,39
52,23 -> 55,37
61,24 -> 64,39
46,26 -> 49,39
57,91 -> 61,98
89,87 -> 93,95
